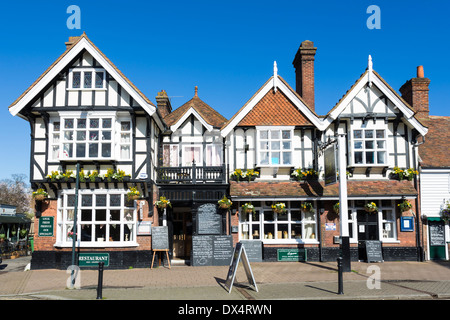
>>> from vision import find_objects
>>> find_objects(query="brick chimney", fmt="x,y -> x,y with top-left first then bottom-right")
155,90 -> 172,118
292,40 -> 317,111
65,36 -> 81,49
399,65 -> 430,119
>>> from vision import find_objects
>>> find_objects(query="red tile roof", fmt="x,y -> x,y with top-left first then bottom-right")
230,180 -> 417,198
237,87 -> 313,126
419,116 -> 450,168
164,94 -> 227,128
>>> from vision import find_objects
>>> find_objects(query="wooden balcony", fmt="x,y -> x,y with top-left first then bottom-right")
156,164 -> 227,184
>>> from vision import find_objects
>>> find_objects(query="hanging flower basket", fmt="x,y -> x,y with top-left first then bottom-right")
364,202 -> 378,213
242,203 -> 255,214
333,202 -> 339,214
218,196 -> 232,209
32,188 -> 48,201
441,201 -> 450,222
154,196 -> 172,209
127,187 -> 141,201
271,202 -> 286,214
398,200 -> 412,212
301,202 -> 314,212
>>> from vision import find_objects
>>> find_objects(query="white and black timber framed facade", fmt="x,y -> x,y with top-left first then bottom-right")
9,34 -> 165,269
8,36 -> 441,269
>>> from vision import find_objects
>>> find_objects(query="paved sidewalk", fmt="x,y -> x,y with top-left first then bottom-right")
1,256 -> 450,301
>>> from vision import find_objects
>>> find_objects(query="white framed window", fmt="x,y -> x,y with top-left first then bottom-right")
352,128 -> 387,165
50,112 -> 130,161
182,145 -> 202,166
61,117 -> 113,160
239,201 -> 317,243
119,120 -> 131,160
56,189 -> 137,247
69,68 -> 106,90
205,144 -> 222,166
257,127 -> 293,166
163,145 -> 179,167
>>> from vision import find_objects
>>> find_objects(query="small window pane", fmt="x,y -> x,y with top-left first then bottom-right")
365,130 -> 374,139
271,130 -> 280,139
377,151 -> 386,164
110,194 -> 121,207
260,130 -> 268,139
283,152 -> 292,165
271,152 -> 280,164
354,141 -> 362,149
82,195 -> 92,206
89,143 -> 98,157
366,152 -> 374,164
67,195 -> 76,207
102,119 -> 111,128
282,141 -> 291,150
271,141 -> 280,150
102,143 -> 111,157
376,130 -> 385,139
102,131 -> 111,141
260,152 -> 269,165
282,130 -> 291,139
355,152 -> 363,164
377,141 -> 385,149
77,119 -> 86,129
365,141 -> 374,149
95,72 -> 104,88
81,209 -> 92,221
96,194 -> 107,206
64,119 -> 74,129
353,130 -> 362,139
63,144 -> 73,158
76,131 -> 86,141
84,72 -> 92,88
96,210 -> 106,221
64,131 -> 74,141
121,121 -> 131,131
121,145 -> 130,159
89,131 -> 99,141
110,210 -> 120,221
72,72 -> 81,88
76,144 -> 86,158
90,119 -> 99,129
54,122 -> 60,131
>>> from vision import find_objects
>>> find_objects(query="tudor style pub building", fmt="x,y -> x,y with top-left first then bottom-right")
8,34 -> 444,269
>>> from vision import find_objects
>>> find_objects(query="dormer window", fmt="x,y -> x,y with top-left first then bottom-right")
69,69 -> 105,90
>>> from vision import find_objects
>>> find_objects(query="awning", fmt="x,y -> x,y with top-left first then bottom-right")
0,215 -> 31,224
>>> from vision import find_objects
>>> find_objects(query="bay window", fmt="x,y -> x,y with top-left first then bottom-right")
352,128 -> 387,165
257,127 -> 293,166
57,190 -> 137,247
50,113 -> 132,161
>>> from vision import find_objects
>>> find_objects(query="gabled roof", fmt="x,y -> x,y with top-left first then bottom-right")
8,33 -> 164,129
164,88 -> 227,132
323,59 -> 428,136
221,64 -> 324,137
419,116 -> 450,169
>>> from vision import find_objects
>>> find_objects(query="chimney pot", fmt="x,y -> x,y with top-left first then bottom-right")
417,65 -> 424,78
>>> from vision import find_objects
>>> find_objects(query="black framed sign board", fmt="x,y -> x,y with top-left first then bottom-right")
365,240 -> 383,262
224,242 -> 258,293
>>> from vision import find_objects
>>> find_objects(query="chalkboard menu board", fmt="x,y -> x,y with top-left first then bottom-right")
151,226 -> 169,250
191,235 -> 233,266
197,203 -> 221,235
239,240 -> 263,262
429,221 -> 445,246
365,240 -> 383,262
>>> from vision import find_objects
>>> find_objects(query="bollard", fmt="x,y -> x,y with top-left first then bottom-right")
337,257 -> 344,295
97,261 -> 104,300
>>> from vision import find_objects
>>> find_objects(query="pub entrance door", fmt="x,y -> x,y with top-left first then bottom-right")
172,209 -> 192,260
357,209 -> 379,261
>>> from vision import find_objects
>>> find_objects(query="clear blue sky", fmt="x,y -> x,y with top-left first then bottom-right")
0,0 -> 449,182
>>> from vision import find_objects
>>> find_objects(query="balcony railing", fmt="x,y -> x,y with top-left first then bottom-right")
156,164 -> 227,184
